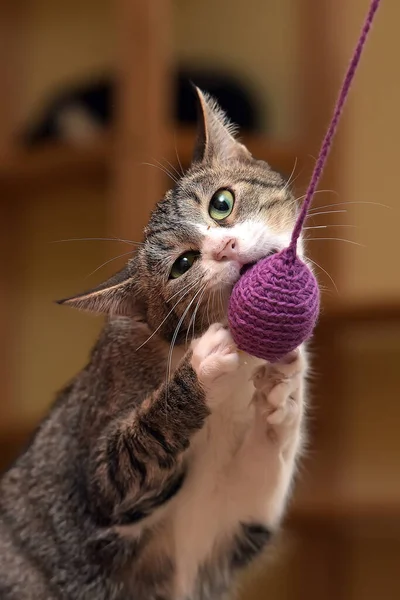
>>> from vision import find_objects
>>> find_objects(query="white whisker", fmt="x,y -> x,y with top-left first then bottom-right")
206,290 -> 212,329
282,157 -> 298,193
136,279 -> 201,351
165,283 -> 207,402
306,256 -> 339,294
167,279 -> 200,303
85,250 -> 134,279
295,189 -> 338,204
51,237 -> 142,246
306,237 -> 365,247
153,157 -> 179,183
309,200 -> 391,213
186,284 -> 208,346
142,161 -> 178,184
218,287 -> 224,323
307,209 -> 347,218
161,157 -> 181,181
173,132 -> 184,177
304,224 -> 357,230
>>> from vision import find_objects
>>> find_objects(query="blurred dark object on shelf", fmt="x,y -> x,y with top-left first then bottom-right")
21,69 -> 262,147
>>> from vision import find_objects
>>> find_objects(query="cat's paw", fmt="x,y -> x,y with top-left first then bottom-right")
191,323 -> 239,388
252,349 -> 304,428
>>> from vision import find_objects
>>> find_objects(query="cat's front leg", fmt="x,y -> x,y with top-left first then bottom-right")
191,322 -> 240,408
227,348 -> 306,551
252,348 -> 306,463
87,324 -> 240,530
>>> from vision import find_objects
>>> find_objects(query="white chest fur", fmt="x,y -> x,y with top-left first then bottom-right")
124,338 -> 305,599
171,353 -> 262,598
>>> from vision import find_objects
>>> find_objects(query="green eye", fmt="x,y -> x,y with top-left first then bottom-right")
170,251 -> 199,279
209,189 -> 235,221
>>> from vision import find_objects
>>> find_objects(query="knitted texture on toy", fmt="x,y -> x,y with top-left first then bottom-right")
229,248 -> 319,362
228,0 -> 381,362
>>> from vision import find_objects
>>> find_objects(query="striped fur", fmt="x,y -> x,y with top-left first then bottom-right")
0,90 -> 307,599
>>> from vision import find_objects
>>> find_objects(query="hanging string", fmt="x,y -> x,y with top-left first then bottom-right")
290,0 -> 381,253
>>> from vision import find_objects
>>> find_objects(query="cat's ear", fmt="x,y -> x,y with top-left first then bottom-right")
192,87 -> 251,164
56,265 -> 139,316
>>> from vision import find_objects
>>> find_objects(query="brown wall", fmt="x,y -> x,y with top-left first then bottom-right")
335,0 -> 400,300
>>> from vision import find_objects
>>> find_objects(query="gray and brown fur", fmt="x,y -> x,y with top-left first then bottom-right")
0,89 -> 304,600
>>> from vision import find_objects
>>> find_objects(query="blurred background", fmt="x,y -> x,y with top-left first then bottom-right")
0,0 -> 399,598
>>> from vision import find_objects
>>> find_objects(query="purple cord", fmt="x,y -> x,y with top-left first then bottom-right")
290,0 -> 381,252
229,0 -> 381,362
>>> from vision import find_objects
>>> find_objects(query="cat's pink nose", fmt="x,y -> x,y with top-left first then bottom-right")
213,237 -> 238,262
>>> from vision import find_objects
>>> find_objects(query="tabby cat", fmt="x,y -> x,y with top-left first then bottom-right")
0,89 -> 308,600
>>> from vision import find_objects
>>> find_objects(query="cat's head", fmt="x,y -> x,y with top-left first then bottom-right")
60,89 -> 300,342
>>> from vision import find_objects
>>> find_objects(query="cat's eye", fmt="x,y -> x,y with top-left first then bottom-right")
170,251 -> 199,279
209,189 -> 235,221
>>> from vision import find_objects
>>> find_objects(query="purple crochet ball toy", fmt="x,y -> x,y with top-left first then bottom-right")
227,0 -> 380,362
228,248 -> 320,363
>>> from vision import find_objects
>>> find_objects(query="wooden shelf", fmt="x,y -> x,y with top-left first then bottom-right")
0,129 -> 302,189
318,299 -> 400,327
0,137 -> 111,188
288,498 -> 400,536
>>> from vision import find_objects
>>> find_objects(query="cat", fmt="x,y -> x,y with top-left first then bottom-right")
0,88 -> 308,600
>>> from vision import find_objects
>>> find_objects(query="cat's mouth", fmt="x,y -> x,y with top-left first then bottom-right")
239,262 -> 257,277
239,249 -> 278,277
211,250 -> 279,295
